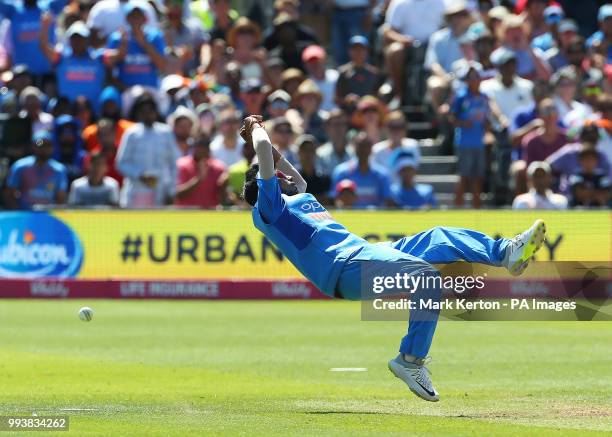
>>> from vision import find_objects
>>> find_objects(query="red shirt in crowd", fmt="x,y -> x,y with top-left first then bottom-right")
175,156 -> 227,208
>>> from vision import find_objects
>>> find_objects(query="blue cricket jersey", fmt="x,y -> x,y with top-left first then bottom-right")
252,176 -> 369,295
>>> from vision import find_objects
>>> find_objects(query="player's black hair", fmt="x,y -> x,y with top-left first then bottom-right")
242,163 -> 259,207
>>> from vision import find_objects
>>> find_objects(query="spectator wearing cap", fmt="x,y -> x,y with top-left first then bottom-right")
210,109 -> 244,167
183,80 -> 210,112
372,111 -> 420,174
175,134 -> 228,209
317,108 -> 354,177
264,57 -> 286,90
390,152 -> 436,209
68,151 -> 120,206
494,14 -> 551,81
424,1 -> 473,78
160,74 -> 188,116
512,161 -> 568,209
86,0 -> 158,46
384,0 -> 448,101
18,86 -> 53,135
531,5 -> 565,53
0,0 -> 67,82
481,47 -> 535,121
567,148 -> 611,207
335,36 -> 384,106
334,178 -> 357,208
586,4 -> 612,65
97,86 -> 123,120
116,93 -> 180,207
546,123 -> 611,194
329,132 -> 392,208
295,134 -> 330,204
450,61 -> 500,209
302,45 -> 339,112
263,0 -> 318,52
240,78 -> 266,116
105,3 -> 166,89
162,0 -> 208,76
551,66 -> 592,127
39,18 -> 105,106
268,116 -> 299,165
266,89 -> 291,119
167,106 -> 199,156
280,68 -> 303,94
542,19 -> 580,72
487,5 -> 510,35
4,131 -> 68,209
330,0 -> 372,66
287,79 -> 328,144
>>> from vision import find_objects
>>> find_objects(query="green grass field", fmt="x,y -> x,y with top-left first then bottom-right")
0,300 -> 611,436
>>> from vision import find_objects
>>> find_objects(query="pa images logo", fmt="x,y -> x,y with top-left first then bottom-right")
0,212 -> 83,278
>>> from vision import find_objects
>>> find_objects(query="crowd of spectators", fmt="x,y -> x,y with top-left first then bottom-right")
0,0 -> 610,210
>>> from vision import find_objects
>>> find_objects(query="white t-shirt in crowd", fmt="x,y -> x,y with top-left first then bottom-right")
480,76 -> 534,120
311,69 -> 339,112
385,0 -> 448,43
512,189 -> 568,210
372,138 -> 421,170
68,176 -> 120,206
553,96 -> 593,128
87,0 -> 159,38
210,134 -> 245,167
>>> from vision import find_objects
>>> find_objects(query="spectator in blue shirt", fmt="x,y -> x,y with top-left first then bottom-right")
105,3 -> 166,89
4,131 -> 68,209
0,0 -> 67,78
449,61 -> 491,209
330,132 -> 392,207
39,18 -> 105,108
531,5 -> 564,53
390,153 -> 436,210
586,4 -> 612,64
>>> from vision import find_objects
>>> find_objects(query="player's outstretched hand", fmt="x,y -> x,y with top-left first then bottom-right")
240,115 -> 264,145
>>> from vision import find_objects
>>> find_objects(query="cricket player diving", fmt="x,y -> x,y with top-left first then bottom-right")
240,115 -> 546,402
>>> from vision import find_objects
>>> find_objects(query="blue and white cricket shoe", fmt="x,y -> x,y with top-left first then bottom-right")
388,354 -> 439,402
503,219 -> 547,276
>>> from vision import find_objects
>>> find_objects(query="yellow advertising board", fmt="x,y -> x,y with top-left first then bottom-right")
49,210 -> 612,279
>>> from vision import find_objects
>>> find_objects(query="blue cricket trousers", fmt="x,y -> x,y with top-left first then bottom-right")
336,227 -> 510,358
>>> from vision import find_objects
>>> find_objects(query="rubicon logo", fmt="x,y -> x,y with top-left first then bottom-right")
0,213 -> 83,278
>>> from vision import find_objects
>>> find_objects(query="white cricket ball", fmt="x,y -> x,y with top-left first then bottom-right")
78,306 -> 94,322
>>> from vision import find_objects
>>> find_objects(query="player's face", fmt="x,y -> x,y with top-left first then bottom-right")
276,170 -> 298,196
